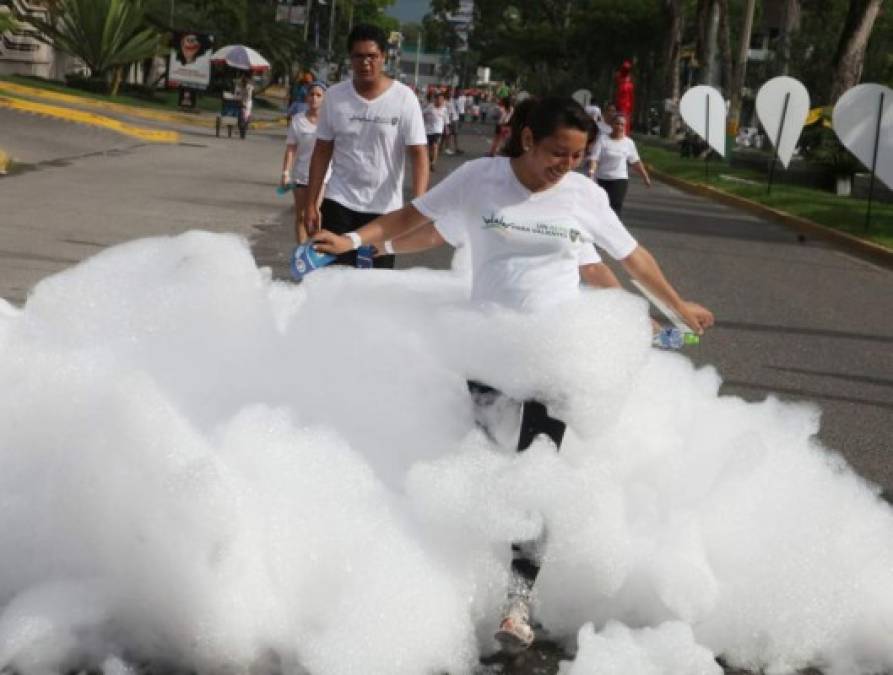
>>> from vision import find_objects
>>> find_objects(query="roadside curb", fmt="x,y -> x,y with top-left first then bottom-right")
648,166 -> 893,271
0,95 -> 180,144
0,148 -> 9,174
0,80 -> 285,132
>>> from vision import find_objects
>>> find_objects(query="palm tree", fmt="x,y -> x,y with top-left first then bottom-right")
27,0 -> 161,95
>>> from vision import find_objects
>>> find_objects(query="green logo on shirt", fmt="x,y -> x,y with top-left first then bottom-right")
481,213 -> 586,243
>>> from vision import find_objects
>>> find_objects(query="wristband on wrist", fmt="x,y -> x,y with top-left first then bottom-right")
345,232 -> 362,250
384,239 -> 395,255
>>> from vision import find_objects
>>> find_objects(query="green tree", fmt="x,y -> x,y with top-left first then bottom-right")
27,0 -> 161,95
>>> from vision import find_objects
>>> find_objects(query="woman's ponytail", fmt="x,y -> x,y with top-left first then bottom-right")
501,97 -> 538,158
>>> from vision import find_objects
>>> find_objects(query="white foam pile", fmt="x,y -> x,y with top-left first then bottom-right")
0,231 -> 891,675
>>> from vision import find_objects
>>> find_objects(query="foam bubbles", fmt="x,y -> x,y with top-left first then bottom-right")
559,621 -> 722,675
0,231 -> 891,674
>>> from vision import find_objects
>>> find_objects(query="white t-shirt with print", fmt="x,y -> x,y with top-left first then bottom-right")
316,79 -> 427,214
414,157 -> 638,311
590,136 -> 641,180
423,104 -> 450,135
286,112 -> 328,185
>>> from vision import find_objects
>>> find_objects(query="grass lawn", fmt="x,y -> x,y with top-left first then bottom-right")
637,140 -> 893,250
1,74 -> 280,115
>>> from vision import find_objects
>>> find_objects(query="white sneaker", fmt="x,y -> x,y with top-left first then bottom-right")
444,148 -> 455,155
494,596 -> 535,653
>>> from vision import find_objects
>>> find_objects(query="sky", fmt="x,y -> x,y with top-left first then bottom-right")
386,0 -> 430,22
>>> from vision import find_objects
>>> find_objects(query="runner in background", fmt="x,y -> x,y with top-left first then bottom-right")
586,112 -> 651,216
487,96 -> 514,157
305,23 -> 429,269
424,91 -> 451,172
281,81 -> 328,244
444,89 -> 464,155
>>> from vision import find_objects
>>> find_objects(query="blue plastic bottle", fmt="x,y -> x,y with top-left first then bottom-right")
653,327 -> 700,349
276,182 -> 296,195
356,245 -> 375,269
290,242 -> 335,281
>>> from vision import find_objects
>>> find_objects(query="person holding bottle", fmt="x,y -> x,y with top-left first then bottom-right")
304,23 -> 429,269
312,96 -> 713,654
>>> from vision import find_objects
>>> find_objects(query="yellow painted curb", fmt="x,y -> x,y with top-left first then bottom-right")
0,79 -> 209,127
0,80 -> 287,131
648,165 -> 893,270
0,95 -> 180,144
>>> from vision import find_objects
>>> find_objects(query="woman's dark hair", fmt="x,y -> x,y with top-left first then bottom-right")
347,23 -> 388,54
501,96 -> 596,158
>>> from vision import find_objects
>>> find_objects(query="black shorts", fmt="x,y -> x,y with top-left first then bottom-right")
427,133 -> 442,145
596,178 -> 629,216
320,198 -> 395,268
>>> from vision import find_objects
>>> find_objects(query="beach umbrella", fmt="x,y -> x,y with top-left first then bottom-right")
211,45 -> 271,72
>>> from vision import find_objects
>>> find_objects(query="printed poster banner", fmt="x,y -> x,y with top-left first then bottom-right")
168,32 -> 213,89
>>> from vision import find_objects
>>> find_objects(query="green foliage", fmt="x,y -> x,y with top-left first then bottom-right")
27,0 -> 160,85
799,113 -> 864,175
468,0 -> 665,96
0,10 -> 19,33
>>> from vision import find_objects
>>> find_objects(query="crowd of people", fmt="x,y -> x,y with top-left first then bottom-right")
276,22 -> 712,655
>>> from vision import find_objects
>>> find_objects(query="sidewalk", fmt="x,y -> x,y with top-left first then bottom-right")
0,79 -> 286,146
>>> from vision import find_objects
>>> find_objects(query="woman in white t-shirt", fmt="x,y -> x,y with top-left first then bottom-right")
281,81 -> 327,243
586,112 -> 651,216
313,96 -> 713,653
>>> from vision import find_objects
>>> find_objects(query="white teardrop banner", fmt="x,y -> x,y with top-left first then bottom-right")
679,86 -> 727,157
756,76 -> 811,169
833,83 -> 893,190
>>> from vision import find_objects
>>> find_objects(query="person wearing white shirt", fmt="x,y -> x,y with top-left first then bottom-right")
586,112 -> 651,216
313,96 -> 713,653
280,81 -> 328,244
305,23 -> 429,268
445,90 -> 464,155
423,91 -> 451,170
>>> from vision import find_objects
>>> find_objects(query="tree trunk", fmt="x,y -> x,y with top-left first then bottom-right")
728,0 -> 756,134
110,66 -> 124,97
828,0 -> 884,103
660,0 -> 685,138
694,0 -> 720,85
717,0 -> 733,94
776,0 -> 801,75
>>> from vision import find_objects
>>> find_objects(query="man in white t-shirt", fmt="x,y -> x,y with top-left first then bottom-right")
305,23 -> 429,268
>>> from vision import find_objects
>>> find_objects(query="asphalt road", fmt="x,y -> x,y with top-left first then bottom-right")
1,105 -> 891,675
257,124 -> 893,500
3,107 -> 889,493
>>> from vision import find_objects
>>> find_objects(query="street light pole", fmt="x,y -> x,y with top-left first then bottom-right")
169,0 -> 175,27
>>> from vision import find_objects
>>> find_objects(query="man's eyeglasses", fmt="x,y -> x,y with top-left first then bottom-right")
350,53 -> 382,63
